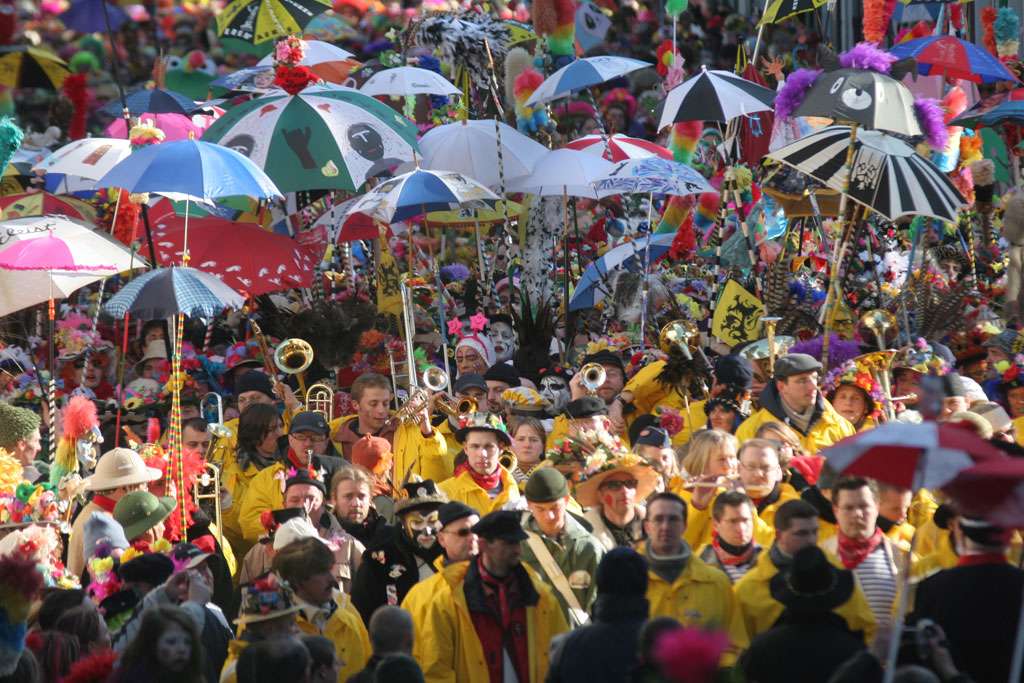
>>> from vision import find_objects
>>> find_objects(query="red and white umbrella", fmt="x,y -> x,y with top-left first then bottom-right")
564,134 -> 673,162
943,456 -> 1024,528
821,421 -> 1005,492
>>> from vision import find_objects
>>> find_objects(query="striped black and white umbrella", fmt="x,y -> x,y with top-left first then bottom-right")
766,126 -> 966,223
657,66 -> 776,129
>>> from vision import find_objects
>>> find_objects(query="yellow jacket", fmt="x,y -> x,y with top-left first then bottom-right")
623,361 -> 705,446
546,415 -> 569,451
219,639 -> 247,683
329,415 -> 453,484
733,547 -> 877,645
295,593 -> 371,682
236,462 -> 289,542
734,394 -> 855,454
412,560 -> 569,683
646,552 -> 749,665
681,486 -> 780,550
1015,415 -> 1024,447
439,467 -> 520,515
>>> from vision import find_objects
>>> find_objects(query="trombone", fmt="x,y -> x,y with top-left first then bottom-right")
306,383 -> 335,423
200,392 -> 233,440
192,461 -> 223,546
390,367 -> 450,426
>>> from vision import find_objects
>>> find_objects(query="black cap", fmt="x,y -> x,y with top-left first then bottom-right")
118,552 -> 174,586
284,469 -> 327,496
714,354 -> 754,390
565,396 -> 607,419
235,372 -> 275,400
438,501 -> 477,528
773,353 -> 823,379
634,426 -> 670,449
627,414 -> 659,446
769,546 -> 853,612
582,350 -> 625,374
289,411 -> 330,435
596,547 -> 648,596
270,507 -> 305,526
484,364 -> 521,387
454,373 -> 487,393
471,510 -> 529,542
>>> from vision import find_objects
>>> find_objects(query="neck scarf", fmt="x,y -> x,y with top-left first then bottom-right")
477,556 -> 517,627
286,449 -> 315,475
93,495 -> 118,513
645,540 -> 691,584
769,543 -> 792,569
781,397 -> 815,435
711,532 -> 756,566
467,467 -> 502,493
836,527 -> 884,569
957,552 -> 1006,567
752,484 -> 782,513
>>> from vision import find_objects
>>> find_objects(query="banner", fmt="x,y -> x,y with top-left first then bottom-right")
712,279 -> 764,346
376,229 -> 403,320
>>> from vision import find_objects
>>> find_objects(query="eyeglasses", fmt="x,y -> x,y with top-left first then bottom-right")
740,463 -> 779,476
444,528 -> 474,537
599,479 -> 638,491
291,434 -> 328,444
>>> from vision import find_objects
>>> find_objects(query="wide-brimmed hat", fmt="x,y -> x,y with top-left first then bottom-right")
234,574 -> 302,625
85,448 -> 163,492
454,412 -> 512,447
573,454 -> 660,508
113,491 -> 176,541
769,546 -> 854,613
134,339 -> 168,374
394,479 -> 448,516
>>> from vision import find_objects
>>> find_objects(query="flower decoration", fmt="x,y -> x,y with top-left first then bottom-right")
274,35 -> 307,67
545,426 -> 633,484
823,360 -> 884,417
469,312 -> 489,333
456,412 -> 510,436
272,35 -> 320,95
1000,354 -> 1024,389
656,407 -> 685,436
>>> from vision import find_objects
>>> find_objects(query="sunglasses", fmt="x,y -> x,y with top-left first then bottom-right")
445,528 -> 474,537
600,479 -> 638,491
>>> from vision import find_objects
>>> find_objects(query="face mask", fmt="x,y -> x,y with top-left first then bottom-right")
403,510 -> 441,549
540,377 -> 570,414
489,322 -> 517,364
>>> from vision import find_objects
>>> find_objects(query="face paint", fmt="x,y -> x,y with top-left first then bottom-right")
403,509 -> 441,549
539,376 -> 570,415
488,322 -> 517,364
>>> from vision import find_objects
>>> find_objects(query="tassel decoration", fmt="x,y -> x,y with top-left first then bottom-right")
996,7 -> 1020,59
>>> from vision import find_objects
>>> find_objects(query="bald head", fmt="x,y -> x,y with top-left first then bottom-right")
368,606 -> 414,655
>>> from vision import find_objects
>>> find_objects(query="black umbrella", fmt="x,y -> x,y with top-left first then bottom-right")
100,88 -> 200,117
792,69 -> 921,137
657,67 -> 776,128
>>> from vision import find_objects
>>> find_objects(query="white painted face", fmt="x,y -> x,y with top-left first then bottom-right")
539,375 -> 570,415
488,322 -> 517,363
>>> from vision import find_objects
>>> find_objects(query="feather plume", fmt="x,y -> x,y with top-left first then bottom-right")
544,0 -> 576,56
63,395 -> 99,440
790,334 -> 862,366
775,69 -> 821,120
914,98 -> 949,149
763,256 -> 791,317
669,120 -> 702,165
839,42 -> 897,73
0,117 -> 23,179
654,628 -> 730,683
863,0 -> 892,46
941,87 -> 968,125
63,73 -> 90,141
62,649 -> 117,683
532,0 -> 558,37
983,7 -> 998,57
996,7 -> 1020,58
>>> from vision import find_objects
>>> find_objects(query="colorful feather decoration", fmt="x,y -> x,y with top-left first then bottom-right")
862,0 -> 894,45
914,98 -> 949,151
839,42 -> 896,73
996,7 -> 1020,59
774,68 -> 821,120
983,7 -> 998,58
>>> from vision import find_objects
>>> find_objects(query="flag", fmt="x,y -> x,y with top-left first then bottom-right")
712,279 -> 764,345
576,2 -> 611,51
376,229 -> 403,320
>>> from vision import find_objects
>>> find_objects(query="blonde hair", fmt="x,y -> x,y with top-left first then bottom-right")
682,430 -> 737,476
754,421 -> 802,465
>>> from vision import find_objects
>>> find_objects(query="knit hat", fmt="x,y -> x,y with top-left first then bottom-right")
82,512 -> 129,559
484,363 -> 521,387
714,354 -> 754,390
595,547 -> 648,596
272,516 -> 321,551
456,334 -> 496,367
118,552 -> 174,586
524,467 -> 569,502
235,371 -> 276,400
0,403 -> 40,448
113,491 -> 176,541
352,434 -> 392,475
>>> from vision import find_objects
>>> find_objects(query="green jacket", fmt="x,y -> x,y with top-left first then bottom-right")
519,511 -> 605,621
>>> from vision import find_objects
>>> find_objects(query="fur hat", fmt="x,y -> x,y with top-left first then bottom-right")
0,403 -> 40,449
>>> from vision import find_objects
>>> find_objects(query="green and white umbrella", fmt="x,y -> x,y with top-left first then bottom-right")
200,85 -> 419,193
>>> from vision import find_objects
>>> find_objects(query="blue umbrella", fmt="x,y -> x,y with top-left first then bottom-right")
100,88 -> 199,117
593,157 -> 717,197
345,168 -> 498,224
525,56 -> 651,107
96,139 -> 282,203
569,233 -> 675,311
60,0 -> 127,33
104,266 -> 245,319
888,35 -> 1017,84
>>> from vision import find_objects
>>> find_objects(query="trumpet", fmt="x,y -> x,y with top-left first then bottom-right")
200,392 -> 233,441
274,338 -> 314,396
659,319 -> 700,360
435,395 -> 478,419
499,450 -> 518,472
580,363 -> 607,395
390,367 -> 449,425
306,383 -> 334,423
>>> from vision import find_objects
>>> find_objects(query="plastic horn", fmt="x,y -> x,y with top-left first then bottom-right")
761,316 -> 782,377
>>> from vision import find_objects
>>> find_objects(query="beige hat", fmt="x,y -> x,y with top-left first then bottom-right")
85,447 -> 163,492
135,339 -> 167,374
969,402 -> 1012,434
272,516 -> 322,551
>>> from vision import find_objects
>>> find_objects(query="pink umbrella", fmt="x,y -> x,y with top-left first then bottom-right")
150,211 -> 322,295
564,134 -> 673,162
105,111 -> 223,141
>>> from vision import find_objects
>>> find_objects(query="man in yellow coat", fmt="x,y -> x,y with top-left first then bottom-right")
439,413 -> 520,514
412,510 -> 569,682
735,353 -> 855,453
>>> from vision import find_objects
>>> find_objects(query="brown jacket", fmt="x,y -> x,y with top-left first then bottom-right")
67,500 -> 107,578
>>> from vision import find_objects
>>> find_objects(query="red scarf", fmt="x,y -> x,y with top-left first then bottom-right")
286,449 -> 315,476
473,558 -> 529,683
958,552 -> 1007,567
467,467 -> 503,492
836,527 -> 884,569
711,531 -> 757,566
92,495 -> 118,513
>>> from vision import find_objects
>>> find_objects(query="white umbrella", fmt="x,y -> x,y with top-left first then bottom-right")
419,119 -> 548,189
257,39 -> 354,66
658,66 -> 776,128
506,148 -> 615,198
33,138 -> 132,181
359,66 -> 461,97
525,56 -> 652,107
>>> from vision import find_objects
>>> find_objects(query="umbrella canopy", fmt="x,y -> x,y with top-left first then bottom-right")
217,0 -> 331,45
0,192 -> 96,222
506,148 -> 616,198
344,168 -> 499,224
570,233 -> 676,311
658,67 -> 776,128
33,138 -> 132,181
97,139 -> 282,203
944,458 -> 1024,528
793,69 -> 921,137
951,88 -> 1024,127
888,35 -> 1018,84
255,40 -> 359,83
104,266 -> 246,319
211,66 -> 278,93
100,88 -> 198,117
201,85 -> 419,193
419,119 -> 547,189
592,157 -> 717,198
0,233 -> 120,271
60,0 -> 128,33
525,56 -> 652,107
304,12 -> 361,42
821,421 -> 1005,491
104,112 -> 220,141
565,134 -> 673,162
0,46 -> 68,89
150,213 -> 321,295
759,0 -> 827,24
359,66 -> 461,97
767,126 -> 966,223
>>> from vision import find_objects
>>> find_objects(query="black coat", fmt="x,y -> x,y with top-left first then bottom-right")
350,526 -> 441,624
740,611 -> 865,683
910,561 -> 1024,683
546,594 -> 649,683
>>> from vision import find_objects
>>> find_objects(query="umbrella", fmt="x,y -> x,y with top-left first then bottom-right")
0,217 -> 139,273
255,40 -> 360,83
759,0 -> 827,24
0,192 -> 96,222
210,66 -> 278,93
217,0 -> 331,46
419,119 -> 548,189
0,46 -> 68,89
592,157 -> 717,197
565,134 -> 673,162
888,35 -> 1018,85
96,138 -> 282,204
201,85 -> 419,193
793,69 -> 921,137
104,266 -> 246,319
344,168 -> 499,224
150,212 -> 321,295
59,0 -> 127,33
359,66 -> 461,97
104,112 -> 220,141
100,88 -> 199,118
506,148 -> 616,199
525,56 -> 652,107
944,457 -> 1024,528
33,138 -> 132,181
658,66 -> 776,128
767,126 -> 966,223
305,12 -> 360,41
569,233 -> 676,311
951,88 -> 1024,128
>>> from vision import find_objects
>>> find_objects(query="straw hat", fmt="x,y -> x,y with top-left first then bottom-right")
85,448 -> 162,492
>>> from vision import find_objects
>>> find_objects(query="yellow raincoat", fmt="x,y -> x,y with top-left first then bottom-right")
734,393 -> 855,454
734,548 -> 877,645
680,485 -> 793,550
622,361 -> 708,445
219,639 -> 248,683
236,462 -> 290,541
439,466 -> 521,514
295,593 -> 371,682
412,560 -> 569,683
329,415 -> 453,484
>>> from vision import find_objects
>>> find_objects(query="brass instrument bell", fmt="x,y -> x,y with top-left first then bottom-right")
192,462 -> 223,545
858,309 -> 898,352
659,319 -> 700,360
274,338 -> 314,395
580,363 -> 607,395
305,383 -> 335,423
852,350 -> 898,421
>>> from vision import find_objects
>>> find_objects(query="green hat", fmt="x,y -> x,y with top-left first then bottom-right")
0,402 -> 40,448
525,467 -> 569,503
113,491 -> 176,541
